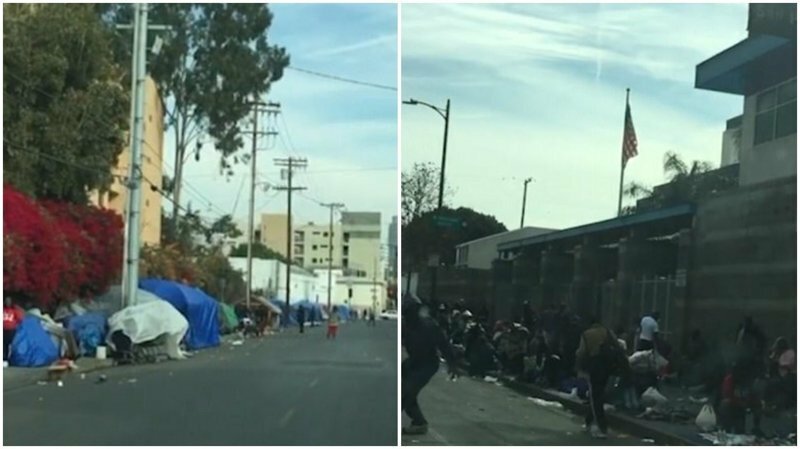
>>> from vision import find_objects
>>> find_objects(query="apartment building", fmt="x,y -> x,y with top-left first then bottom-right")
91,76 -> 164,247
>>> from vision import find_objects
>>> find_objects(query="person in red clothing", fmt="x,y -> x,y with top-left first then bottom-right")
3,297 -> 25,362
718,363 -> 764,436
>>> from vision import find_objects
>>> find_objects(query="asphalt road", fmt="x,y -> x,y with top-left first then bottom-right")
401,368 -> 645,446
3,320 -> 397,446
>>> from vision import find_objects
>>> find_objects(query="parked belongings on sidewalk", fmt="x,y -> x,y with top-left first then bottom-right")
9,316 -> 60,367
139,279 -> 220,350
65,312 -> 107,357
27,308 -> 79,359
107,300 -> 189,360
641,386 -> 669,406
696,403 -> 718,431
629,349 -> 669,373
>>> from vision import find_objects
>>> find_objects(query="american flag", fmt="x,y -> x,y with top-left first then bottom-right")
622,102 -> 638,167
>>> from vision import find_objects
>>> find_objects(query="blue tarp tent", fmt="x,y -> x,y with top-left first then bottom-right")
336,304 -> 351,322
295,300 -> 325,323
270,299 -> 297,326
139,279 -> 220,350
9,316 -> 59,367
65,312 -> 107,356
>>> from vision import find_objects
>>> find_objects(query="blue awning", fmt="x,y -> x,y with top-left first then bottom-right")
695,34 -> 793,95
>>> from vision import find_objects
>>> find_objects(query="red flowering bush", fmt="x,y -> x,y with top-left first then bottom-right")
3,184 -> 67,306
4,185 -> 124,307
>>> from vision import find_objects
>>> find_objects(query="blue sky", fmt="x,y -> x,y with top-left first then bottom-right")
164,3 -> 398,237
401,3 -> 749,230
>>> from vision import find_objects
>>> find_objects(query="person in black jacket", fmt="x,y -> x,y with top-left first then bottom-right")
402,296 -> 457,435
297,306 -> 306,334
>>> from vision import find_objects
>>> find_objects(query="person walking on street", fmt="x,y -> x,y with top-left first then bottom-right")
3,297 -> 24,363
369,309 -> 377,327
576,315 -> 625,439
297,305 -> 306,334
402,297 -> 457,435
327,306 -> 341,339
637,311 -> 660,351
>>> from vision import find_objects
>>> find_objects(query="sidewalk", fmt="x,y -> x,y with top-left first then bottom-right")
3,358 -> 115,392
495,374 -> 797,446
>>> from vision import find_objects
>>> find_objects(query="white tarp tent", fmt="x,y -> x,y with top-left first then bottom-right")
107,301 -> 190,360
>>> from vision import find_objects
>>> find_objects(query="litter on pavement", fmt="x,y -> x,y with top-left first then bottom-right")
642,438 -> 655,444
483,376 -> 498,383
36,381 -> 48,386
128,378 -> 138,383
232,340 -> 244,346
699,431 -> 756,446
56,380 -> 63,387
527,397 -> 564,409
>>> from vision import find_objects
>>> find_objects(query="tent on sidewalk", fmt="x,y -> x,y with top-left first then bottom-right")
295,300 -> 326,324
106,300 -> 189,360
218,302 -> 239,334
9,316 -> 59,367
65,312 -> 107,357
139,279 -> 220,350
335,304 -> 351,322
89,286 -> 162,316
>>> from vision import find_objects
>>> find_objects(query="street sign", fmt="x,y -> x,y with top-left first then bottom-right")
433,215 -> 465,228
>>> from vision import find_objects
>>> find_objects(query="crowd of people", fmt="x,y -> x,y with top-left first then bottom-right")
401,295 -> 796,439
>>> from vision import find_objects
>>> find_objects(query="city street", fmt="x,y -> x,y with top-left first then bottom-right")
3,321 -> 397,446
402,370 -> 642,446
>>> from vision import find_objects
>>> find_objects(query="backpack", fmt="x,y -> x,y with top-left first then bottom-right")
582,328 -> 625,374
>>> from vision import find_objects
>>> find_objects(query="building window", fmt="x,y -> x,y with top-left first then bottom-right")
312,258 -> 317,264
323,232 -> 328,237
312,245 -> 318,250
343,232 -> 350,242
755,79 -> 796,145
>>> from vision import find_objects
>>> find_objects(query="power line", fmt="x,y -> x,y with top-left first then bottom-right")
287,66 -> 397,92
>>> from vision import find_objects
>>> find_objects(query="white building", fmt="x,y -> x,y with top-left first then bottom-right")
454,226 -> 556,270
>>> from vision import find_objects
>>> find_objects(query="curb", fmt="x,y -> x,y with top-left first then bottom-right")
498,376 -> 699,446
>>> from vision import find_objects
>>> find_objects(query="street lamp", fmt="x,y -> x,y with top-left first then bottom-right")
403,97 -> 451,306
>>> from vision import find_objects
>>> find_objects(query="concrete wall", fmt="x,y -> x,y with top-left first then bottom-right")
738,81 -> 797,186
91,77 -> 163,247
687,176 -> 796,344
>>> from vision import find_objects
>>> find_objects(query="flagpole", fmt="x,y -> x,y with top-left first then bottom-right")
617,88 -> 630,217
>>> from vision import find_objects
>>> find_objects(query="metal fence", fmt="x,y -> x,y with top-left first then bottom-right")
629,275 -> 677,336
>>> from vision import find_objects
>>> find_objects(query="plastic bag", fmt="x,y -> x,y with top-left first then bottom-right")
695,404 -> 717,431
641,386 -> 668,405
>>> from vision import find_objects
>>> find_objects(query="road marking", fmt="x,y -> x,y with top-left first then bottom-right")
309,378 -> 319,388
279,408 -> 296,428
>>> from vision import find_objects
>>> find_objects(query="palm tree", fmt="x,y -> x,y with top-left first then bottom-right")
623,151 -> 737,214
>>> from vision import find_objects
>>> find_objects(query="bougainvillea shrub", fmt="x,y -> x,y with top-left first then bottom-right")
4,185 -> 124,306
3,184 -> 67,306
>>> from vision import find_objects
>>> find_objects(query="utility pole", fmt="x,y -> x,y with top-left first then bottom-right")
120,4 -> 148,309
372,256 -> 378,313
274,157 -> 308,322
245,101 -> 280,309
321,202 -> 345,311
520,177 -> 533,229
117,5 -> 170,309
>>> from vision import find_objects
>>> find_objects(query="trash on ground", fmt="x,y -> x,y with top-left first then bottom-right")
641,386 -> 668,405
689,395 -> 709,404
483,376 -> 498,383
56,380 -> 63,387
231,340 -> 244,346
695,404 -> 717,431
642,438 -> 655,444
604,404 -> 616,412
527,397 -> 564,409
700,431 -> 756,446
95,374 -> 107,384
80,373 -> 86,380
36,381 -> 48,386
127,378 -> 137,383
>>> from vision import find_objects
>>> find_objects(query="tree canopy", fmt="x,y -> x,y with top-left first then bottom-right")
402,162 -> 453,226
402,206 -> 507,270
98,4 -> 290,223
3,4 -> 129,203
623,151 -> 738,214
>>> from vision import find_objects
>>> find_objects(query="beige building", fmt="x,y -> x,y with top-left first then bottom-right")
91,76 -> 164,247
255,211 -> 383,280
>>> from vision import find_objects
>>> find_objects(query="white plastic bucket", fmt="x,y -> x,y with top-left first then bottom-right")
96,346 -> 107,360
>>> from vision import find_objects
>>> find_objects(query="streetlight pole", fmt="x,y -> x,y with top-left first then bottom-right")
403,98 -> 450,306
520,177 -> 532,229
